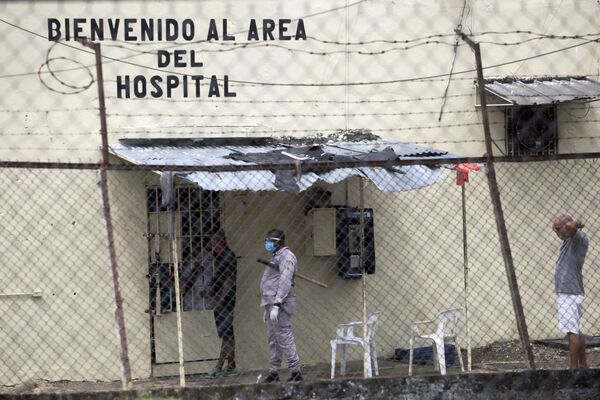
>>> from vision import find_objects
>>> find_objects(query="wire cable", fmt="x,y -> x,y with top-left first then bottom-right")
0,17 -> 597,88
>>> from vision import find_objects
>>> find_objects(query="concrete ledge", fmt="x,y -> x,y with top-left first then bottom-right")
2,369 -> 600,400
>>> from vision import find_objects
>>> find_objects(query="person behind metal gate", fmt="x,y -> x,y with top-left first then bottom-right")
552,214 -> 589,369
181,236 -> 214,311
207,229 -> 238,377
260,229 -> 303,383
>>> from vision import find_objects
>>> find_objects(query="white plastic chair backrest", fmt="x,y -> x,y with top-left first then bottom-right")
335,313 -> 379,341
336,323 -> 354,339
366,313 -> 379,342
435,308 -> 461,337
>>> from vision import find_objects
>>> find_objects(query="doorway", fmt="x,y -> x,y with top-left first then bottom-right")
145,185 -> 222,373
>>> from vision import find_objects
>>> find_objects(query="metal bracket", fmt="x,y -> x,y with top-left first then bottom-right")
0,289 -> 43,298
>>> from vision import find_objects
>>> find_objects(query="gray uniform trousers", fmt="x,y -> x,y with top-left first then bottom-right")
266,299 -> 300,373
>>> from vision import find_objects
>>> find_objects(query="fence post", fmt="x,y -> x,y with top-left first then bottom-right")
455,30 -> 536,370
76,38 -> 133,388
359,177 -> 369,378
461,184 -> 472,371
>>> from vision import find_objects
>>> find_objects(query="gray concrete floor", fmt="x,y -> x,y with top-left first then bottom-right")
4,341 -> 599,396
0,359 -> 487,396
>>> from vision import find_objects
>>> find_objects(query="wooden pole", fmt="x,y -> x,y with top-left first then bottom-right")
461,184 -> 472,371
295,272 -> 328,288
156,214 -> 161,316
359,178 -> 369,378
456,30 -> 536,370
75,38 -> 132,389
169,210 -> 186,387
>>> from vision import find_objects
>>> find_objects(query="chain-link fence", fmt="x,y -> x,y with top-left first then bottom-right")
0,0 -> 599,393
0,157 -> 598,388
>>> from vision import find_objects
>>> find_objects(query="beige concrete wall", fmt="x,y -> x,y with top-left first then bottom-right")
107,170 -> 154,379
221,163 -> 600,369
0,0 -> 598,161
0,0 -> 599,382
221,176 -> 491,369
0,164 -> 598,380
0,168 -> 151,385
492,160 -> 600,341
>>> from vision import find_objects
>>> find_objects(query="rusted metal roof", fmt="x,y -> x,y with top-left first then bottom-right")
109,137 -> 462,193
482,76 -> 600,106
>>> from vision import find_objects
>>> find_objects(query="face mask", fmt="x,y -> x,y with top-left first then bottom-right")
265,241 -> 276,253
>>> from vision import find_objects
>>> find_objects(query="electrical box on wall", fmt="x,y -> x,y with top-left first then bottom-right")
336,207 -> 376,279
310,206 -> 376,279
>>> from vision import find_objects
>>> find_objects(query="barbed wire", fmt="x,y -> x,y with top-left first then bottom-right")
99,39 -> 461,57
99,93 -> 475,103
3,128 -> 600,147
102,29 -> 600,48
305,30 -> 600,46
0,17 -> 598,88
100,72 -> 600,88
105,119 -> 600,132
0,147 -> 99,152
37,40 -> 96,95
0,122 -> 514,137
0,107 -> 98,113
226,39 -> 600,87
3,135 -> 600,146
96,32 -> 600,58
438,0 -> 469,122
2,3 -> 600,390
101,76 -> 481,87
0,1 -> 375,76
0,122 -> 500,137
104,109 -> 506,119
560,136 -> 600,140
2,105 -> 598,116
0,0 -> 369,78
3,36 -> 597,82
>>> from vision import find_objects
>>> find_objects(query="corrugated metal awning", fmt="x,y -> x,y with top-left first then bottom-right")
482,76 -> 600,106
109,137 -> 462,193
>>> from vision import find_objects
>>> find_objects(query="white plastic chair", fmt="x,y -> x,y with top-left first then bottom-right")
408,308 -> 464,376
330,313 -> 379,379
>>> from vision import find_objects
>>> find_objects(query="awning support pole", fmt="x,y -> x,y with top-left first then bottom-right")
360,178 -> 369,378
169,219 -> 186,387
461,184 -> 472,371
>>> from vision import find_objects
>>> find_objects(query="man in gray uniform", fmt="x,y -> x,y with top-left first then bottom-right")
260,229 -> 303,383
553,214 -> 589,369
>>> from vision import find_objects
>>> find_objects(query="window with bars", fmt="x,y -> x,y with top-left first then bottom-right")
505,105 -> 558,156
146,186 -> 221,313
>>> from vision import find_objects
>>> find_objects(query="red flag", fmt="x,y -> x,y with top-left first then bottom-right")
453,163 -> 481,186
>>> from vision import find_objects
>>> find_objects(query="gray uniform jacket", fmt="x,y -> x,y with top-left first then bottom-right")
260,246 -> 297,314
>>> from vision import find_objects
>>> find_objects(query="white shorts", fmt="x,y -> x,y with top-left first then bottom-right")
556,294 -> 584,334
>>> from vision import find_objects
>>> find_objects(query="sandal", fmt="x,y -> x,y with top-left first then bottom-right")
207,367 -> 224,378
